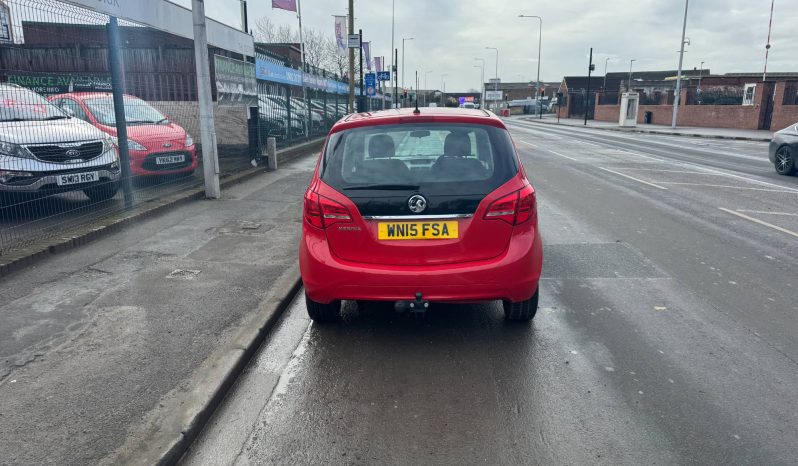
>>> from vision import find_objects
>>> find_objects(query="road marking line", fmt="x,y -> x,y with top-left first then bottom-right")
546,149 -> 579,161
508,122 -> 798,192
735,209 -> 798,216
517,140 -> 538,148
658,182 -> 797,193
620,168 -> 726,175
719,208 -> 798,239
598,167 -> 668,190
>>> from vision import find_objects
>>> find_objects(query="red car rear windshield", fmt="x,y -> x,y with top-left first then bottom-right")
320,123 -> 518,194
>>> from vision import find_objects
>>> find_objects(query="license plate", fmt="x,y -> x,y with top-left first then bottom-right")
378,221 -> 459,240
56,171 -> 99,186
155,154 -> 185,165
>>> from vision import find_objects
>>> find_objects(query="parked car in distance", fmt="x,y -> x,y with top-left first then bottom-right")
258,97 -> 304,141
0,84 -> 120,202
48,93 -> 197,177
300,107 -> 543,323
769,122 -> 798,176
459,102 -> 476,109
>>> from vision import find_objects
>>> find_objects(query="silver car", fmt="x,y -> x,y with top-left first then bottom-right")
0,84 -> 120,202
769,122 -> 798,176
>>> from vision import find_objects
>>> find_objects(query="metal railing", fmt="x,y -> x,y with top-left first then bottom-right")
0,0 -> 346,256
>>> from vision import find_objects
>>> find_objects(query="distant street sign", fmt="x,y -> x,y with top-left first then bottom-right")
488,78 -> 501,84
365,72 -> 377,96
376,71 -> 391,81
348,34 -> 361,48
485,90 -> 503,101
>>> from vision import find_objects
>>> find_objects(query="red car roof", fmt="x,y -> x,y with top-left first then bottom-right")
330,107 -> 506,133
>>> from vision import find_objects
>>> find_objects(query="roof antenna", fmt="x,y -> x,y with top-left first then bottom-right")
413,70 -> 421,114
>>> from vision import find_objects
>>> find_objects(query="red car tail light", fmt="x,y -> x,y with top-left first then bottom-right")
304,189 -> 352,229
515,185 -> 537,225
485,191 -> 518,224
484,185 -> 536,225
304,190 -> 324,228
319,195 -> 352,226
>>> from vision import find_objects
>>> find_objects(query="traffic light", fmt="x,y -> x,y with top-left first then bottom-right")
403,88 -> 408,99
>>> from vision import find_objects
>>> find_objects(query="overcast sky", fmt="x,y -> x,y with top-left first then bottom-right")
195,0 -> 796,92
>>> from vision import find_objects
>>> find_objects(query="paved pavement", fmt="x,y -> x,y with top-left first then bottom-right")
182,121 -> 798,465
0,155 -> 255,255
517,115 -> 775,141
0,154 -> 316,465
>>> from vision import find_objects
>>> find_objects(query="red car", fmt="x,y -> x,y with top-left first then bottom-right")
299,108 -> 543,322
48,93 -> 197,176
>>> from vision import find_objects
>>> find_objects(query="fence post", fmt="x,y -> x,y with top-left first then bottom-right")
266,137 -> 277,171
106,17 -> 134,208
285,85 -> 293,146
191,0 -> 221,199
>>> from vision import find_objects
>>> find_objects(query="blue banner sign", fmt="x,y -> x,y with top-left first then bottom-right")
256,59 -> 348,94
256,60 -> 302,86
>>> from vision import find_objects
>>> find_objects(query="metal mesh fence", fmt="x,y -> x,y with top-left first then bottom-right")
0,0 -> 216,254
0,0 -> 301,255
689,88 -> 744,105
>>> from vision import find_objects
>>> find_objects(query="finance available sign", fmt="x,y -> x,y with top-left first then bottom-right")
7,74 -> 112,95
214,55 -> 257,107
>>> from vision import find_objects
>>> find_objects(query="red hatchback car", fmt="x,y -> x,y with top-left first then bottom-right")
300,108 -> 543,322
48,93 -> 198,176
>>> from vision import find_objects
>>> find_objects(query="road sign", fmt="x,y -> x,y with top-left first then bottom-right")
365,73 -> 377,96
348,34 -> 361,48
376,71 -> 391,81
485,90 -> 503,100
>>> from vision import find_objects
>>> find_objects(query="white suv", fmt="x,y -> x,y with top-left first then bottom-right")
0,84 -> 120,202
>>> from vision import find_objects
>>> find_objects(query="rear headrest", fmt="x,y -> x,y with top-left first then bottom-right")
444,131 -> 471,157
368,134 -> 395,159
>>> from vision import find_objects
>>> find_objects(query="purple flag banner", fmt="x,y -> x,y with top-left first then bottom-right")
375,57 -> 383,73
363,42 -> 372,70
271,0 -> 297,12
334,16 -> 347,57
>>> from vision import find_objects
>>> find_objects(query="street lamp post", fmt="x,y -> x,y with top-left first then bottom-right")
440,73 -> 448,106
391,0 -> 395,108
698,61 -> 704,91
424,70 -> 433,106
672,0 -> 690,129
485,47 -> 498,109
474,58 -> 485,109
519,15 -> 542,118
628,59 -> 636,91
402,37 -> 414,93
603,57 -> 610,90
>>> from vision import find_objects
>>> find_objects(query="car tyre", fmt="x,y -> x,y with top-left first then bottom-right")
503,289 -> 539,322
305,293 -> 341,323
83,182 -> 119,202
775,145 -> 796,176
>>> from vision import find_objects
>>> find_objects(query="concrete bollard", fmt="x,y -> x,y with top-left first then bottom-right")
265,137 -> 277,171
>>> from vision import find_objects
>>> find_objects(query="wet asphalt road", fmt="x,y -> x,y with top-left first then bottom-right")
181,121 -> 798,465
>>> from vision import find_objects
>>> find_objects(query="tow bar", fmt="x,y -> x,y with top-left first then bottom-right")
394,292 -> 429,316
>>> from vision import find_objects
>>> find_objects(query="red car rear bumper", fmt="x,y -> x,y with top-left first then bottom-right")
300,224 -> 543,304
